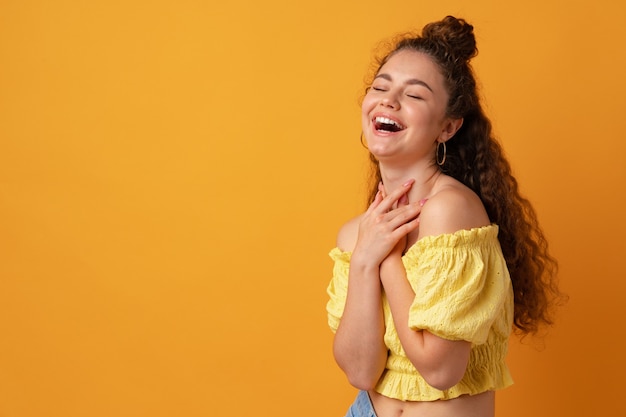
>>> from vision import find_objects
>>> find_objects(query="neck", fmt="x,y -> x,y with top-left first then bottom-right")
379,162 -> 442,203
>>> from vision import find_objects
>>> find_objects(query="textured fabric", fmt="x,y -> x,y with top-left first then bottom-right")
344,391 -> 378,417
327,225 -> 514,401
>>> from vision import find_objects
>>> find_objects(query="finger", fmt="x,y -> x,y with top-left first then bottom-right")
376,179 -> 415,213
390,216 -> 421,240
386,202 -> 423,230
378,181 -> 387,199
365,189 -> 384,214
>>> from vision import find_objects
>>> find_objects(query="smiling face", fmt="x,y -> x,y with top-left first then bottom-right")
361,49 -> 461,166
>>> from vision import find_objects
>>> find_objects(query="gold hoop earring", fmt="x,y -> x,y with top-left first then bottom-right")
436,141 -> 446,166
360,132 -> 369,150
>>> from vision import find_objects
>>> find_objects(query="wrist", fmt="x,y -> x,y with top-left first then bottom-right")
351,243 -> 388,268
380,253 -> 403,274
350,251 -> 382,274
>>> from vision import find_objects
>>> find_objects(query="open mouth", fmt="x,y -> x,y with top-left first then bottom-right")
373,116 -> 405,133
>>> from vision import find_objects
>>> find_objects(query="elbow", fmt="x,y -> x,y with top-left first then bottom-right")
345,371 -> 380,391
406,337 -> 471,391
333,342 -> 385,391
335,355 -> 381,391
423,375 -> 461,392
421,368 -> 466,391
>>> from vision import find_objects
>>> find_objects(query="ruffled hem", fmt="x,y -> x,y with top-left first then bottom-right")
375,361 -> 513,401
328,225 -> 499,262
329,246 -> 351,262
374,335 -> 513,401
403,225 -> 499,263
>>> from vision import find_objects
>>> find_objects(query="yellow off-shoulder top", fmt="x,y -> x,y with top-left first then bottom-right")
326,225 -> 514,401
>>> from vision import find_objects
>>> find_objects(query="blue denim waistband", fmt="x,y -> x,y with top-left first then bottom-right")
345,391 -> 377,417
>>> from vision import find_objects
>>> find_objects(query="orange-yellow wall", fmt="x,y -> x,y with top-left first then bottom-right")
1,1 -> 624,416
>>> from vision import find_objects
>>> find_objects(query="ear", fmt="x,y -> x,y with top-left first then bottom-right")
440,118 -> 463,142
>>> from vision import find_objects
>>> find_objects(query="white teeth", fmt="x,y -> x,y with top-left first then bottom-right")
374,116 -> 404,129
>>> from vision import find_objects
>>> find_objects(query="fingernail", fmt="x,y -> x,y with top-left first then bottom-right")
419,198 -> 428,206
403,179 -> 415,187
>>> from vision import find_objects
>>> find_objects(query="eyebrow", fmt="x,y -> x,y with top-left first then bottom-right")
375,73 -> 434,92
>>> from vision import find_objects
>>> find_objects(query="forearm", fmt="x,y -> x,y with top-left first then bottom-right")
379,255 -> 422,358
380,254 -> 470,391
333,260 -> 387,390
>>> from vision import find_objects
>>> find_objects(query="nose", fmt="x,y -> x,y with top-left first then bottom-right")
380,93 -> 399,109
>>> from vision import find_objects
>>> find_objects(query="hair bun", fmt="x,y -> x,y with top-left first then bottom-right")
421,16 -> 477,62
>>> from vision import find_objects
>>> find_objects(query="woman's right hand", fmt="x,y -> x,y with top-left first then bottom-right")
351,179 -> 423,268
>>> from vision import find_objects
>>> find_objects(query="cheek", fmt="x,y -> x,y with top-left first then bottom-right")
361,95 -> 376,118
360,103 -> 371,124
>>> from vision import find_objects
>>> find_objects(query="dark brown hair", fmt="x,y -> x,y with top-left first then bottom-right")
364,16 -> 565,335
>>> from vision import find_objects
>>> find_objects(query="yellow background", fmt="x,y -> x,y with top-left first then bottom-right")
1,0 -> 625,416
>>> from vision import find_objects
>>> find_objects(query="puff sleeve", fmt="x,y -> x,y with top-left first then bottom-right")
405,226 -> 512,345
326,247 -> 351,333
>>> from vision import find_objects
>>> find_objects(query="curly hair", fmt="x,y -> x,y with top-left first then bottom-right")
363,16 -> 565,336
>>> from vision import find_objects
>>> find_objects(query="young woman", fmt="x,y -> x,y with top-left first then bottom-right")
326,16 -> 562,417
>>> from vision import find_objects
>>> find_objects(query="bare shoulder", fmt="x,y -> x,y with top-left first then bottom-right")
335,214 -> 363,252
419,176 -> 490,238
